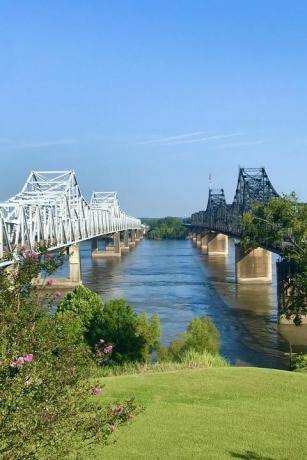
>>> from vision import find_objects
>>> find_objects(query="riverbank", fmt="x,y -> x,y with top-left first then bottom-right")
81,366 -> 307,459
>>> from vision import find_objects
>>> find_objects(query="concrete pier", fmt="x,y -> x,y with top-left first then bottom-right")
196,233 -> 202,247
92,233 -> 121,258
121,230 -> 130,253
207,233 -> 228,255
201,234 -> 208,254
137,229 -> 144,240
129,229 -> 136,247
235,245 -> 272,284
69,244 -> 82,284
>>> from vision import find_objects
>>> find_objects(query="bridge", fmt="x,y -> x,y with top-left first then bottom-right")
188,167 -> 294,321
191,168 -> 279,242
0,171 -> 144,284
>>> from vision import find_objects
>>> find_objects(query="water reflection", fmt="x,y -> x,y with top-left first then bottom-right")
55,238 -> 307,369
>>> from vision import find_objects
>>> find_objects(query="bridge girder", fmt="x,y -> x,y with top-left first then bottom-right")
191,167 -> 279,242
0,170 -> 142,264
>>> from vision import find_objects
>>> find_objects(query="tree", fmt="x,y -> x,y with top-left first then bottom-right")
59,293 -> 161,364
0,249 -> 137,459
241,194 -> 307,323
184,316 -> 220,355
146,217 -> 188,240
166,315 -> 220,361
137,313 -> 161,361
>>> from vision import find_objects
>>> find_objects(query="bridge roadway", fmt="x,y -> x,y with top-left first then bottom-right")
0,171 -> 144,283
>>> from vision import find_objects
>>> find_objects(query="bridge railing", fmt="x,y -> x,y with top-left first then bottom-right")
0,171 -> 142,261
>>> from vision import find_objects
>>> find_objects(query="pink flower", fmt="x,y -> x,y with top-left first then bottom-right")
99,338 -> 105,344
16,357 -> 25,366
23,250 -> 38,260
114,405 -> 124,414
47,279 -> 54,286
95,349 -> 102,358
103,345 -> 113,354
91,387 -> 102,396
54,291 -> 62,298
24,353 -> 34,363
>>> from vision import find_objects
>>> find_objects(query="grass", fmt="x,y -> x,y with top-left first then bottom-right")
82,367 -> 307,460
98,350 -> 229,376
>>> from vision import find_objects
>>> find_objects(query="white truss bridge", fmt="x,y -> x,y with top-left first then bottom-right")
0,171 -> 142,266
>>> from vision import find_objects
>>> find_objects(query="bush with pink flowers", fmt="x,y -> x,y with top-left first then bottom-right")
0,247 -> 138,459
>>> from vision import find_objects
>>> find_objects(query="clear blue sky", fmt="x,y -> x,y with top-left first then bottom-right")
0,1 -> 306,216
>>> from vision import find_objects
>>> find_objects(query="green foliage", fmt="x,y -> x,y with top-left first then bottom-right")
98,350 -> 228,376
146,216 -> 188,240
184,316 -> 220,355
241,193 -> 307,261
58,284 -> 103,329
137,313 -> 161,361
291,353 -> 307,372
59,292 -> 161,364
0,250 -> 138,459
160,315 -> 220,362
241,194 -> 307,323
87,299 -> 146,363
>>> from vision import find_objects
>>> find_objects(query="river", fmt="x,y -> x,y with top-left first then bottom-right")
58,238 -> 307,369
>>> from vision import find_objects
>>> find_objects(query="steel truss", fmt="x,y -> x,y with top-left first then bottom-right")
191,167 -> 279,239
0,171 -> 142,264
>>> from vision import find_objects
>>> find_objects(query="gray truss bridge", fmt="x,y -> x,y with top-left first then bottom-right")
191,167 -> 279,241
188,167 -> 299,322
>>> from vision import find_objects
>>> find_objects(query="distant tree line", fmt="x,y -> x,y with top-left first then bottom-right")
144,216 -> 188,240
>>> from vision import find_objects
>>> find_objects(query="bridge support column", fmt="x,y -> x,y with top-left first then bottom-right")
191,232 -> 197,244
135,229 -> 140,243
129,229 -> 136,247
92,233 -> 121,258
121,230 -> 130,253
196,233 -> 202,247
201,234 -> 208,254
69,244 -> 82,284
137,229 -> 143,240
91,238 -> 98,254
235,245 -> 272,284
207,233 -> 228,255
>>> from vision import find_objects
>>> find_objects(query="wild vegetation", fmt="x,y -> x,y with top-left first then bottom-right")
59,287 -> 223,371
0,249 -> 138,459
241,193 -> 307,323
157,315 -> 220,362
58,287 -> 161,364
145,216 -> 188,240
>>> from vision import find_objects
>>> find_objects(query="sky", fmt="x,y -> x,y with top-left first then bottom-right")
0,0 -> 306,216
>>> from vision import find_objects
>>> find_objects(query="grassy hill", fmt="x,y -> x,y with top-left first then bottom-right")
83,367 -> 307,459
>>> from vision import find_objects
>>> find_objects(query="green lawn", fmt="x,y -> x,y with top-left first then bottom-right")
86,367 -> 307,460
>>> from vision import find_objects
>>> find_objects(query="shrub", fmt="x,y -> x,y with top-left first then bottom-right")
291,353 -> 307,372
87,299 -> 145,363
57,284 -> 103,329
0,249 -> 138,459
58,293 -> 161,364
165,315 -> 220,361
184,316 -> 219,355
